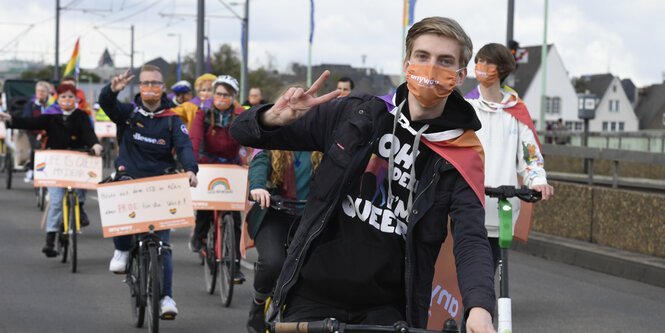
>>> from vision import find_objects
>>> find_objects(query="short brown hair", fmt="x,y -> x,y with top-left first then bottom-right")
405,17 -> 473,67
474,43 -> 516,82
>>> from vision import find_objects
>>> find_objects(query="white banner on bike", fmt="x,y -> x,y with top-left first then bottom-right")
0,121 -> 6,139
33,150 -> 102,189
97,173 -> 195,237
191,164 -> 249,211
94,121 -> 116,138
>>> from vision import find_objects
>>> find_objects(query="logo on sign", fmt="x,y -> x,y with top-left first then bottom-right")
36,162 -> 46,171
129,212 -> 136,218
88,171 -> 97,178
208,177 -> 232,194
169,208 -> 177,215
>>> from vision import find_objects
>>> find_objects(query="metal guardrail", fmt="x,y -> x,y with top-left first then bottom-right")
541,143 -> 665,190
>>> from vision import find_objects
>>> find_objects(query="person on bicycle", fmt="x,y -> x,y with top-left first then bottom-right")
172,73 -> 216,130
187,74 -> 248,284
464,43 -> 554,271
231,16 -> 496,333
245,149 -> 322,333
21,80 -> 51,183
0,84 -> 102,257
98,64 -> 199,319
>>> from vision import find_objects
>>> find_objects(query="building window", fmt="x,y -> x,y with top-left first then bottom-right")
619,122 -> 625,131
603,121 -> 609,131
574,122 -> 583,131
609,100 -> 620,112
552,97 -> 561,114
611,122 -> 616,131
545,97 -> 552,113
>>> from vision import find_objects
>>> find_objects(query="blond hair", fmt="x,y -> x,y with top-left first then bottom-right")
405,17 -> 473,67
140,64 -> 161,74
269,151 -> 323,186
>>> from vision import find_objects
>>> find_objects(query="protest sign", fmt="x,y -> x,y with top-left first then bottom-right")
97,173 -> 195,237
427,222 -> 463,330
94,121 -> 116,138
33,150 -> 102,189
0,121 -> 5,139
191,164 -> 249,211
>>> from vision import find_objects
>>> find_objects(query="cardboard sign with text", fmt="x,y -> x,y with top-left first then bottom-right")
94,121 -> 117,138
427,222 -> 463,330
0,121 -> 6,139
33,150 -> 102,189
97,174 -> 195,237
191,164 -> 249,211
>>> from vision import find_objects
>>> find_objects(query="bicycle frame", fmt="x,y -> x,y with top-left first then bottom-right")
270,318 -> 458,333
62,187 -> 81,235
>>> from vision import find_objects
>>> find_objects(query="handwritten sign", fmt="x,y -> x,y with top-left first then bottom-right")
0,121 -> 6,139
94,121 -> 117,138
97,173 -> 195,237
191,164 -> 249,211
33,150 -> 102,189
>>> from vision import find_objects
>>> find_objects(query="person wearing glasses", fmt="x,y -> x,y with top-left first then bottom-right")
187,75 -> 247,284
98,64 -> 199,319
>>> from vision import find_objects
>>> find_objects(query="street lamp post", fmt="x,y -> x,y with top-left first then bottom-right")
168,33 -> 182,81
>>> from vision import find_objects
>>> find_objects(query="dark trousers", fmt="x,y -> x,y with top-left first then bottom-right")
252,211 -> 292,301
194,210 -> 242,269
283,293 -> 404,326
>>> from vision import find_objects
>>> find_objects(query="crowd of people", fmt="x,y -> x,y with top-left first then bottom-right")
0,16 -> 556,333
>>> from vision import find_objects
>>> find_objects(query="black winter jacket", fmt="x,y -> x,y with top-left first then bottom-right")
10,109 -> 98,150
230,90 -> 495,328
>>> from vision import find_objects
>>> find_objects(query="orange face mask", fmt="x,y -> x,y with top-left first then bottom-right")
248,96 -> 260,106
337,90 -> 351,98
140,86 -> 162,105
475,63 -> 499,87
199,91 -> 212,103
58,96 -> 76,111
213,96 -> 233,110
406,63 -> 459,108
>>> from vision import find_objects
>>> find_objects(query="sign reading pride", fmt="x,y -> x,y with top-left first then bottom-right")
94,121 -> 117,138
97,173 -> 195,237
191,164 -> 249,211
33,150 -> 102,189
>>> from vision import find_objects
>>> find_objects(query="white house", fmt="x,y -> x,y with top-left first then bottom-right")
577,74 -> 639,132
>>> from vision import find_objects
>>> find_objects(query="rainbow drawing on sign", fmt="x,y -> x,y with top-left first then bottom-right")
88,171 -> 97,178
169,208 -> 177,215
129,212 -> 136,218
208,178 -> 230,191
36,163 -> 46,171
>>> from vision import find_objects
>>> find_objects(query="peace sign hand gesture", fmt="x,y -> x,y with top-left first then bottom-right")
110,69 -> 135,93
261,70 -> 341,127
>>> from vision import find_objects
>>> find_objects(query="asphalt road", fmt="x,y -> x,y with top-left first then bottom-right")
1,175 -> 664,332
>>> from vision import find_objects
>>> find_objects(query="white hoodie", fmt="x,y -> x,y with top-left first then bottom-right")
466,86 -> 547,238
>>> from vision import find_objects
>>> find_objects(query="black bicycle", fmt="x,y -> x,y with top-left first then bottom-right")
269,318 -> 459,333
102,170 -> 174,333
201,210 -> 237,307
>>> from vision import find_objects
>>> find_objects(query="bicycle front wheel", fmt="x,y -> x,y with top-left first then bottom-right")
5,149 -> 12,189
58,228 -> 68,263
203,216 -> 218,294
218,213 -> 235,307
127,250 -> 145,327
147,245 -> 161,333
69,195 -> 78,273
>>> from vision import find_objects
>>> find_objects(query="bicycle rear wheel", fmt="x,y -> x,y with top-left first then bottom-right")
203,216 -> 218,294
218,213 -> 235,307
127,250 -> 146,327
69,195 -> 78,273
147,245 -> 161,333
37,187 -> 46,211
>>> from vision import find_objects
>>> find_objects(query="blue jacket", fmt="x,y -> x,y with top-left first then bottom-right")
98,84 -> 198,178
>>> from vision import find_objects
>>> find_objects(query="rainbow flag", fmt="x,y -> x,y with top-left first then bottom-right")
63,38 -> 80,78
403,0 -> 417,27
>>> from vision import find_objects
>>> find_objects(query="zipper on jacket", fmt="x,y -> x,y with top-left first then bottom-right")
404,156 -> 442,323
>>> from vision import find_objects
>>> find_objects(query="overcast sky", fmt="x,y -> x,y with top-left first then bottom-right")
1,0 -> 664,87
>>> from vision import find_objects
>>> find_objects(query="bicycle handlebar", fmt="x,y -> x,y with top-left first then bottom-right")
270,318 -> 456,333
485,185 -> 542,203
268,195 -> 307,213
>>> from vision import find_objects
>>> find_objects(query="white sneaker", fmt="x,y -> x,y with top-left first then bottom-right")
159,296 -> 178,319
109,250 -> 129,273
24,170 -> 34,183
